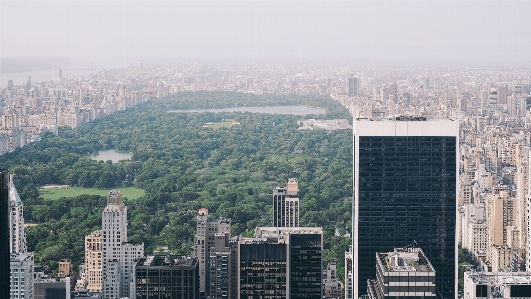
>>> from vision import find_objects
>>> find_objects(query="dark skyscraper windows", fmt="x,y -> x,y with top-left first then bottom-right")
353,119 -> 458,299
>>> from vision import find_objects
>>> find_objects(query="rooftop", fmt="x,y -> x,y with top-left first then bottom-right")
377,247 -> 435,273
137,255 -> 198,268
466,272 -> 531,285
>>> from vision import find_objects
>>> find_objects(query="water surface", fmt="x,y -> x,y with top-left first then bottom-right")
90,150 -> 132,163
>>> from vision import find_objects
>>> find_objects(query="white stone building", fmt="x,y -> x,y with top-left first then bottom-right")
10,253 -> 34,299
101,190 -> 143,299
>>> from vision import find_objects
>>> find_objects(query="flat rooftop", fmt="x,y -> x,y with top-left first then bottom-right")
378,247 -> 435,272
354,117 -> 458,137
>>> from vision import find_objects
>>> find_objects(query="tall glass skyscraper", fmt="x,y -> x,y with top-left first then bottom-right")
0,170 -> 11,299
353,118 -> 458,299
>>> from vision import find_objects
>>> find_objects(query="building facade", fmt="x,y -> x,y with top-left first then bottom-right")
238,227 -> 323,299
272,178 -> 300,228
8,173 -> 27,254
85,230 -> 102,292
192,208 -> 231,295
367,247 -> 437,299
353,118 -> 458,299
464,272 -> 531,299
0,170 -> 10,298
101,190 -> 144,299
133,255 -> 199,299
10,253 -> 34,299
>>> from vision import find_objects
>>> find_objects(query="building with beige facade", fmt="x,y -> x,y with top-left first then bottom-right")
85,230 -> 102,292
486,191 -> 514,270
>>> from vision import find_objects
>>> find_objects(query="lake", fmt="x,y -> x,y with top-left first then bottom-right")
90,150 -> 132,163
168,105 -> 326,115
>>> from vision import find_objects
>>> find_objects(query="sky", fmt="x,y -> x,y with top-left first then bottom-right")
1,0 -> 531,67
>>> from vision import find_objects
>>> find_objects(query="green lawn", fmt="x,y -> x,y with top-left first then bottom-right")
203,120 -> 240,129
38,186 -> 145,200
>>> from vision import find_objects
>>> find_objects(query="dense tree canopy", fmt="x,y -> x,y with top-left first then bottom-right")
1,91 -> 353,277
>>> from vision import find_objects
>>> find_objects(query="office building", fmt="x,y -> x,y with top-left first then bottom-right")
34,276 -> 70,299
10,252 -> 34,299
85,230 -> 102,292
101,190 -> 144,299
353,117 -> 458,299
367,247 -> 437,299
0,170 -> 11,299
464,272 -> 531,299
273,178 -> 300,228
238,227 -> 323,299
346,77 -> 359,96
191,208 -> 231,294
133,255 -> 199,299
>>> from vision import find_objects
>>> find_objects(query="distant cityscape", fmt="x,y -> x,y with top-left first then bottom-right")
3,62 -> 531,299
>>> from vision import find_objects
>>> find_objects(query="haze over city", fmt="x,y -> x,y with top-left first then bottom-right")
2,1 -> 531,68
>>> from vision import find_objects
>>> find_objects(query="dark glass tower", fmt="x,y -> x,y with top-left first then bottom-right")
353,119 -> 458,299
239,227 -> 323,299
0,170 -> 10,298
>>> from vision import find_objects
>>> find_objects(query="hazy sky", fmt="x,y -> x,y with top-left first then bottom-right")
1,1 -> 531,66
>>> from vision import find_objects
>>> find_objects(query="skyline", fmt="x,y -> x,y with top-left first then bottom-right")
2,1 -> 531,67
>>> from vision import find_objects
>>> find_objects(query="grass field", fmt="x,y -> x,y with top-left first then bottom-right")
203,120 -> 240,129
38,186 -> 145,200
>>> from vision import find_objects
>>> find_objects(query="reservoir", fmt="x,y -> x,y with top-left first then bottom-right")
168,105 -> 326,115
90,150 -> 132,163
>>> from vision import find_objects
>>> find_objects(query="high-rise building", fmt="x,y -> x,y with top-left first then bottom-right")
238,227 -> 323,299
273,178 -> 300,228
367,246 -> 437,299
486,191 -> 514,267
85,230 -> 102,292
6,173 -> 34,298
0,170 -> 11,299
353,118 -> 458,299
345,246 -> 353,299
133,255 -> 199,299
7,80 -> 13,91
10,253 -> 34,299
191,208 -> 231,295
208,232 -> 235,299
101,190 -> 144,299
8,173 -> 27,253
346,77 -> 359,96
388,82 -> 398,102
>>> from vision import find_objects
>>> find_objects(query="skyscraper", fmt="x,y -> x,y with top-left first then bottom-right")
7,173 -> 34,299
133,255 -> 199,299
238,227 -> 323,299
0,170 -> 10,299
353,117 -> 458,299
8,173 -> 27,253
346,77 -> 359,96
101,190 -> 144,299
191,208 -> 231,295
273,178 -> 300,227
